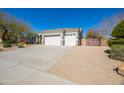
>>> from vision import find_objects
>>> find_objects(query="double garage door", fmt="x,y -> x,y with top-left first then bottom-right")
45,34 -> 61,46
44,33 -> 76,46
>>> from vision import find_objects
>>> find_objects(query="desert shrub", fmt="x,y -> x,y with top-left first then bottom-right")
2,40 -> 12,48
112,20 -> 124,38
109,20 -> 124,61
108,40 -> 112,47
17,42 -> 26,48
108,39 -> 124,47
86,29 -> 102,39
111,44 -> 124,61
26,41 -> 31,45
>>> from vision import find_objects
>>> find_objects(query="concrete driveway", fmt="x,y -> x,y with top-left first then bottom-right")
0,45 -> 74,85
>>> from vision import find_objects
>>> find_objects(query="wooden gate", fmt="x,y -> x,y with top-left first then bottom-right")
86,38 -> 101,46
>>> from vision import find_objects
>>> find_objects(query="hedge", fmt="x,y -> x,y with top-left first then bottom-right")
108,39 -> 124,47
17,42 -> 26,48
111,44 -> 124,61
112,20 -> 124,38
2,40 -> 12,48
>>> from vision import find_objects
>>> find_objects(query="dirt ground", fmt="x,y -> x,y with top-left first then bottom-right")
48,46 -> 124,85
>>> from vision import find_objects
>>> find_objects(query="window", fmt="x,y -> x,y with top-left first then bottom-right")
65,33 -> 76,36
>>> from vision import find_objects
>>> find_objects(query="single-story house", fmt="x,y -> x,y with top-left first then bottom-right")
35,28 -> 82,46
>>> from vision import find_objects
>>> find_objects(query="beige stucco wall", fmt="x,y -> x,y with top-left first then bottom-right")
81,39 -> 86,46
81,38 -> 108,46
101,39 -> 108,46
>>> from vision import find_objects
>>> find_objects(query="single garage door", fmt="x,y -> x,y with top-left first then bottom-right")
65,33 -> 76,46
44,34 -> 61,46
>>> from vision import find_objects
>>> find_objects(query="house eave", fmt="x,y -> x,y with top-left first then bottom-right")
38,28 -> 81,34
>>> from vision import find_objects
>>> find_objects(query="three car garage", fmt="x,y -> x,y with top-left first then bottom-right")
36,28 -> 82,46
44,33 -> 77,46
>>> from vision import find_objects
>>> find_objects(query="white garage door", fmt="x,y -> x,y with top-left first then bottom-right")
44,34 -> 61,46
65,33 -> 76,46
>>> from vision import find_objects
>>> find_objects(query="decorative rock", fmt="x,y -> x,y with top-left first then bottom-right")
23,44 -> 27,47
118,64 -> 124,76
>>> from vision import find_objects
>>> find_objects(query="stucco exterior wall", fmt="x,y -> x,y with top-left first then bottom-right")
81,39 -> 86,46
101,39 -> 108,46
60,33 -> 64,45
81,38 -> 108,46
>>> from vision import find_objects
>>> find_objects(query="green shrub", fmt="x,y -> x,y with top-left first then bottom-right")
17,42 -> 26,48
2,41 -> 12,48
112,20 -> 124,38
108,40 -> 112,47
108,39 -> 124,47
111,44 -> 124,61
109,20 -> 124,61
26,41 -> 31,45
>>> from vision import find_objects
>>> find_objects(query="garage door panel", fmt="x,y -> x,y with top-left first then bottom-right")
65,35 -> 76,46
45,35 -> 61,46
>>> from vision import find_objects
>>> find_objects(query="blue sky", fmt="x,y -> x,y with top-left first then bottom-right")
1,8 -> 124,37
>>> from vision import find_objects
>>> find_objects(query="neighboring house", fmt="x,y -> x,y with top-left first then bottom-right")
36,28 -> 82,46
19,37 -> 29,42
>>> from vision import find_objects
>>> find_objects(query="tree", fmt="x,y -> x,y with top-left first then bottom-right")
27,31 -> 36,38
0,12 -> 9,41
0,11 -> 31,42
112,20 -> 124,38
95,13 -> 124,38
86,29 -> 102,39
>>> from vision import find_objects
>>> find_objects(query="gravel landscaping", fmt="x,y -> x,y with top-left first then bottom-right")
48,46 -> 124,85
